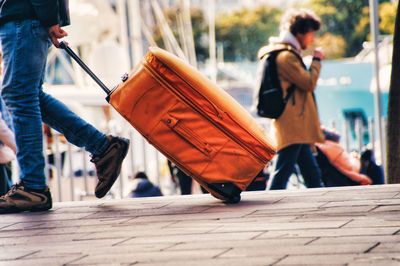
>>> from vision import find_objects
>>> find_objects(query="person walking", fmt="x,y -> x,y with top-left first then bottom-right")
257,8 -> 325,190
0,0 -> 130,213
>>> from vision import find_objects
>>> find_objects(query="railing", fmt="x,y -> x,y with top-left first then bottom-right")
7,115 -> 386,202
14,127 -> 169,203
256,116 -> 387,165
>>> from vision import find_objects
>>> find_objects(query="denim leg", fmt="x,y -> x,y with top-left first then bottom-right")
0,20 -> 109,189
297,144 -> 323,188
39,90 -> 109,155
0,20 -> 50,189
269,144 -> 301,190
176,170 -> 192,195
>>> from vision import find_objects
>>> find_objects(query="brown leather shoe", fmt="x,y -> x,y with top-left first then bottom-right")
90,135 -> 130,198
0,182 -> 52,214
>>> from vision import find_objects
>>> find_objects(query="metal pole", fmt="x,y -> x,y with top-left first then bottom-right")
344,119 -> 351,152
155,149 -> 160,186
82,148 -> 88,195
369,0 -> 385,166
116,0 -> 130,68
129,131 -> 135,176
151,0 -> 187,60
381,116 -> 387,165
368,117 -> 375,153
355,119 -> 363,153
67,143 -> 75,201
129,0 -> 144,66
124,0 -> 134,69
208,0 -> 217,83
59,42 -> 111,95
142,138 -> 148,174
182,0 -> 197,67
329,119 -> 336,131
54,133 -> 62,202
43,133 -> 50,183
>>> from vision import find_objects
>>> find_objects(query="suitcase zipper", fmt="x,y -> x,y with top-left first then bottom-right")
165,115 -> 215,158
142,59 -> 272,164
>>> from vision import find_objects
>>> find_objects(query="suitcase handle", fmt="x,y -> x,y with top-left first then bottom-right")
59,41 -> 111,95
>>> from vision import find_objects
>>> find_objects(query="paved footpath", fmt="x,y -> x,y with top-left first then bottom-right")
0,184 -> 399,266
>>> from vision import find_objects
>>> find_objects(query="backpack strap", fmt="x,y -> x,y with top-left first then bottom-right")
265,47 -> 303,105
284,84 -> 296,105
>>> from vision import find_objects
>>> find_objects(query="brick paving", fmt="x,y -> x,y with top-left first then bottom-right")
0,184 -> 399,265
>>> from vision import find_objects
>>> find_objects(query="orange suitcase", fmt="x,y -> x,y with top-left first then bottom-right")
61,43 -> 276,203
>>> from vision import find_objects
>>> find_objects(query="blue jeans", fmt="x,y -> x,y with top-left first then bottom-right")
0,20 -> 109,189
270,144 -> 323,190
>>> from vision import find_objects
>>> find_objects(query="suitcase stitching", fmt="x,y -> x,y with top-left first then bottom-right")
145,49 -> 276,154
142,56 -> 274,164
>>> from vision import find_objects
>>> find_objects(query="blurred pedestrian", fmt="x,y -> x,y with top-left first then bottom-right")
360,149 -> 385,185
316,128 -> 372,186
257,8 -> 325,190
246,168 -> 270,191
168,160 -> 192,195
0,0 -> 130,214
0,99 -> 16,197
131,172 -> 163,198
167,160 -> 208,195
0,50 -> 16,197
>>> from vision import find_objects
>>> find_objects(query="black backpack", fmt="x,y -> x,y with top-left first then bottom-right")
256,49 -> 297,119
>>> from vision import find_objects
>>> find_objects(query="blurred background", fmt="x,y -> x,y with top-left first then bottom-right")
38,0 -> 396,201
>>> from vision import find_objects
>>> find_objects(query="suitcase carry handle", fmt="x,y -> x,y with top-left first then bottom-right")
59,41 -> 111,95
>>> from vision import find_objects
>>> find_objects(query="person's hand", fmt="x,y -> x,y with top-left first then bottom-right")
360,174 -> 373,185
47,24 -> 68,48
313,47 -> 325,60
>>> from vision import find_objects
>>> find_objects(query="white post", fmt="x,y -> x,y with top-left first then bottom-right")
369,0 -> 385,166
182,0 -> 197,67
344,119 -> 351,152
54,133 -> 63,202
380,116 -> 387,165
151,0 -> 187,60
129,0 -> 144,66
355,119 -> 363,153
116,0 -> 130,66
208,0 -> 217,83
67,143 -> 75,201
368,117 -> 375,153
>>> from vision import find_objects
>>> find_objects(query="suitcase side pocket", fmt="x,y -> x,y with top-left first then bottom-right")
164,115 -> 215,158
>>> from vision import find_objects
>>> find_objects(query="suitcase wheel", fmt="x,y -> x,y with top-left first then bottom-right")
207,182 -> 242,204
225,194 -> 241,204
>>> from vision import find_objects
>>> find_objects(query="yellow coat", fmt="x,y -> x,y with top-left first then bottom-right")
258,43 -> 324,151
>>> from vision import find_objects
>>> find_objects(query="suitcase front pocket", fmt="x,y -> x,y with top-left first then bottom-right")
164,115 -> 215,158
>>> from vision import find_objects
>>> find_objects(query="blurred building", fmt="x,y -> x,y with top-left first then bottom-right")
159,0 -> 304,14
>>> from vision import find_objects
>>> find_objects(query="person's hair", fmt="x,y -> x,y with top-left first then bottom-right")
134,171 -> 148,179
280,8 -> 321,35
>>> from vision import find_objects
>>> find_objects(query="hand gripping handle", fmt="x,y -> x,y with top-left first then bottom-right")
59,41 -> 111,95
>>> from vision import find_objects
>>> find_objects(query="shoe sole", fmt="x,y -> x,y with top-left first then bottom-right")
95,139 -> 130,198
0,204 -> 52,214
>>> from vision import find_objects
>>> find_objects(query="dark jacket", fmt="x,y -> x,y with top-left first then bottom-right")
131,178 -> 163,198
0,0 -> 70,27
360,150 -> 385,185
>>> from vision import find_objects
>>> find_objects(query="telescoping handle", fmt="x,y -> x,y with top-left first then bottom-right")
59,41 -> 111,95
